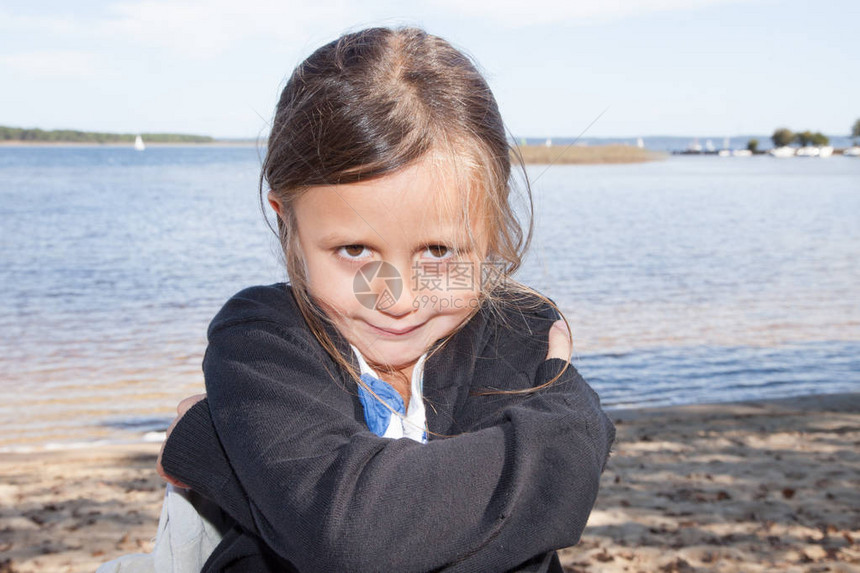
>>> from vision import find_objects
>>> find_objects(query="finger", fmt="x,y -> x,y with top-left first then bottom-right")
546,319 -> 572,361
177,393 -> 206,415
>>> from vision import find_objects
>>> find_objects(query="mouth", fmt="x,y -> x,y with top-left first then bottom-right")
366,322 -> 426,337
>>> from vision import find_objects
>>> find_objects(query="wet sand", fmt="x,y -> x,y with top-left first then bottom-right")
1,393 -> 858,572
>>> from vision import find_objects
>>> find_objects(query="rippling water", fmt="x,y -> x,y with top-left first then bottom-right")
1,146 -> 858,450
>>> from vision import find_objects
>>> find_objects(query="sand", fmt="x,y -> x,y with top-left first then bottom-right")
514,144 -> 665,164
0,444 -> 163,572
561,393 -> 860,572
1,393 -> 858,573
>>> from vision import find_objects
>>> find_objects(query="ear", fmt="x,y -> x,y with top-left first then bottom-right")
267,191 -> 284,218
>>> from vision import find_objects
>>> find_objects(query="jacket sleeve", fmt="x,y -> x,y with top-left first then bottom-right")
160,397 -> 255,531
457,359 -> 614,465
163,315 -> 613,573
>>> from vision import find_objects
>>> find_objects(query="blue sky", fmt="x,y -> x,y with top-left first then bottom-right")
1,0 -> 857,138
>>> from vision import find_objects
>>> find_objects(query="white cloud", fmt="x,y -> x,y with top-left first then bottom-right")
0,51 -> 101,78
0,9 -> 80,36
99,0 -> 369,58
0,0 -> 749,64
0,1 -> 394,62
426,0 -> 747,27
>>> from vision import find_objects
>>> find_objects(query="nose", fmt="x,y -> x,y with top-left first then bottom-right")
371,260 -> 416,318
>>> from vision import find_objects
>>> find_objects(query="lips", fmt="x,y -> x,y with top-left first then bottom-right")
367,322 -> 425,336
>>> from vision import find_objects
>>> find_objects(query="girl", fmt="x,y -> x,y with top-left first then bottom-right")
107,26 -> 614,572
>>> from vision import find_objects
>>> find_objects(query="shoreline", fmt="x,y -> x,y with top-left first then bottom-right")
1,392 -> 858,572
2,389 -> 850,456
0,140 -> 260,148
1,141 -> 664,164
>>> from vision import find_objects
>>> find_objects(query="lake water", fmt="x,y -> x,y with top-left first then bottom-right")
1,146 -> 858,450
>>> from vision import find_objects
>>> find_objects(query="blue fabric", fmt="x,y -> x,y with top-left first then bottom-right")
358,373 -> 405,436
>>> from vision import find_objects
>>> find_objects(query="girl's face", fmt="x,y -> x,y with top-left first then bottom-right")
273,156 -> 486,380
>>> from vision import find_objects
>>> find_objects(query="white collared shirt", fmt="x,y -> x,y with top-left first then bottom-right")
350,345 -> 428,443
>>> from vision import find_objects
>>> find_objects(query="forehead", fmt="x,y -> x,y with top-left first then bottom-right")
294,155 -> 480,245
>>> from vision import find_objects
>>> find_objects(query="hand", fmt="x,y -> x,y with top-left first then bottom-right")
546,319 -> 572,362
156,393 -> 207,488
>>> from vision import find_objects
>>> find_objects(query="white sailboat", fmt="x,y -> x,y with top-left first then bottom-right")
134,135 -> 146,151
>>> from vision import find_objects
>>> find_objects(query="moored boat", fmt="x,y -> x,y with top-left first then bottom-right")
795,146 -> 819,157
769,146 -> 795,158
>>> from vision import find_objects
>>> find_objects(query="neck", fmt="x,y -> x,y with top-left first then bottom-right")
377,364 -> 414,408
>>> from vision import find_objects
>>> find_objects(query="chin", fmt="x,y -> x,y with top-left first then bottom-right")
361,343 -> 423,370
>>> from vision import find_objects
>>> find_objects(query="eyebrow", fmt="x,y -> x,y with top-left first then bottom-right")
317,231 -> 472,250
318,232 -> 357,245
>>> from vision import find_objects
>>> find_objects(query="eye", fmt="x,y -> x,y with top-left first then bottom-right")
337,245 -> 371,260
422,245 -> 455,260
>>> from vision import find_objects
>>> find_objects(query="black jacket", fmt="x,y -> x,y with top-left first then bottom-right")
162,284 -> 615,572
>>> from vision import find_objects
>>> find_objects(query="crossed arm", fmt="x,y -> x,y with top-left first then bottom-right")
157,315 -> 613,572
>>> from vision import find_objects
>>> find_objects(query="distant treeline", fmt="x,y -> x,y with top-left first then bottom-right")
0,126 -> 214,144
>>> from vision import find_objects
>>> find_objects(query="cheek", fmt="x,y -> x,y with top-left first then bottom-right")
419,289 -> 481,319
413,260 -> 484,294
303,259 -> 356,307
455,290 -> 481,315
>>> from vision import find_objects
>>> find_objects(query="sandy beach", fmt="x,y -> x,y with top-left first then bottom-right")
514,143 -> 665,164
1,393 -> 857,573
